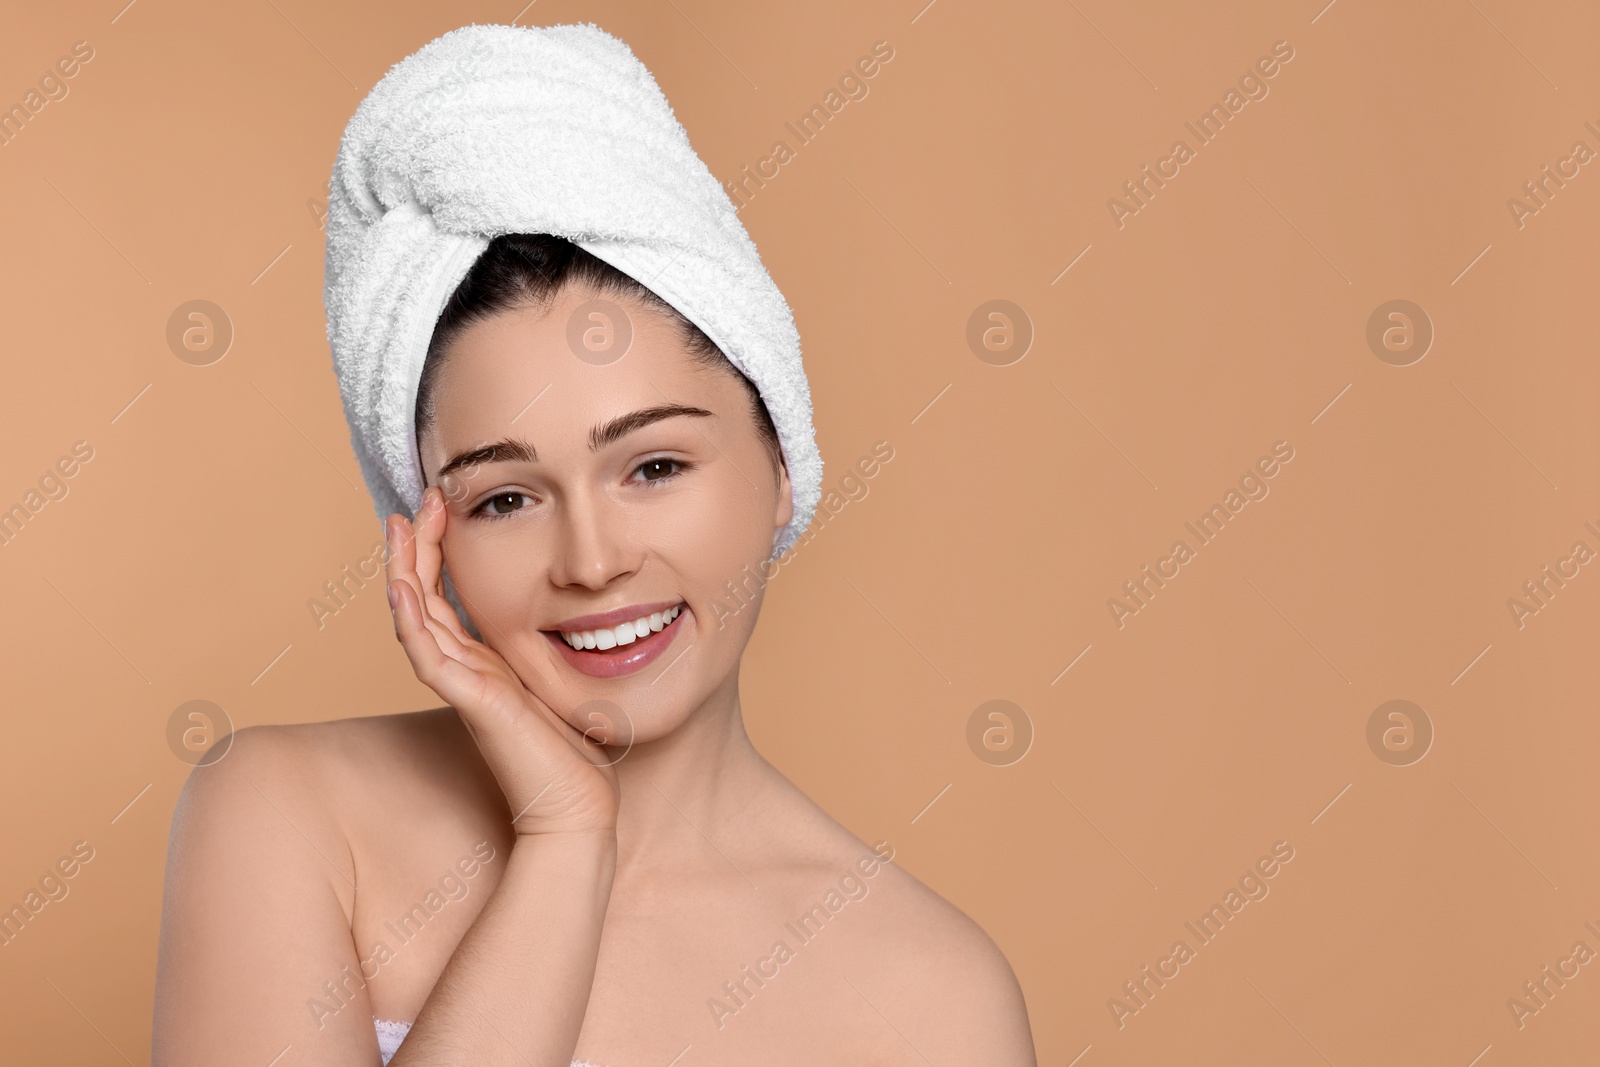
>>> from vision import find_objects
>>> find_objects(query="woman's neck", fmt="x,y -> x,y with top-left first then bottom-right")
608,677 -> 774,878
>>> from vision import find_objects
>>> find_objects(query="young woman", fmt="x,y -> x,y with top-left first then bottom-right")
152,25 -> 1036,1067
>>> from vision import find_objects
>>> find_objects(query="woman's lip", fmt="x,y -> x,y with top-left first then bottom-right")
541,608 -> 688,679
548,599 -> 683,633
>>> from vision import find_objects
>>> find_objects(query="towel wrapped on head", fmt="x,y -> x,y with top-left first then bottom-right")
323,22 -> 823,633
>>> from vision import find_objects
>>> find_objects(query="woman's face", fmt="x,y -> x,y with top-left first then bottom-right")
417,282 -> 792,743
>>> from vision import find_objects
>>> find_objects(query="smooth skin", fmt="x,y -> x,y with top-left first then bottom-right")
152,283 -> 1037,1066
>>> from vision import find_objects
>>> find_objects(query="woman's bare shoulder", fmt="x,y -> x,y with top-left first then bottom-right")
836,850 -> 1036,1063
751,771 -> 1036,1063
216,704 -> 467,765
154,709 -> 496,1057
195,706 -> 484,800
171,708 -> 502,879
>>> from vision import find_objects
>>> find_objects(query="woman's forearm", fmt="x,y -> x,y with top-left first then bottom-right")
389,829 -> 617,1066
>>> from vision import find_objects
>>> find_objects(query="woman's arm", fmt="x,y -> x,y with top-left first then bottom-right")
152,725 -> 387,1065
388,828 -> 615,1065
381,486 -> 623,1065
154,486 -> 622,1065
150,733 -> 617,1067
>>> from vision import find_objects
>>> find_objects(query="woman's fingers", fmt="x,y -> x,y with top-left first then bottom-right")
404,489 -> 480,647
413,487 -> 447,599
391,578 -> 498,742
386,505 -> 453,634
391,583 -> 535,753
417,594 -> 478,665
384,513 -> 423,608
388,577 -> 484,705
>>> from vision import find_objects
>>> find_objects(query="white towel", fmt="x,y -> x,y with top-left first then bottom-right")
323,21 -> 823,631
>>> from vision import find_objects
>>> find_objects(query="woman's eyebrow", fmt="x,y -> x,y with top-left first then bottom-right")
435,437 -> 537,482
433,403 -> 714,482
588,403 -> 713,452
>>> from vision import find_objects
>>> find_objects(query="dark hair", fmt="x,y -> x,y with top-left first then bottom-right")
416,232 -> 783,480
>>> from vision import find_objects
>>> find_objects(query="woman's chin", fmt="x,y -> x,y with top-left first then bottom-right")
558,697 -> 691,752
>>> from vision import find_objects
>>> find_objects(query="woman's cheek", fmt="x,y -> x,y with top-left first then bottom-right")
448,531 -> 541,629
622,487 -> 712,562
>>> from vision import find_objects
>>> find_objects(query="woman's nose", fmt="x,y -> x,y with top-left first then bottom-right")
547,486 -> 639,589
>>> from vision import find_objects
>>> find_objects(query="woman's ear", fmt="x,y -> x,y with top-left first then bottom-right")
772,458 -> 793,532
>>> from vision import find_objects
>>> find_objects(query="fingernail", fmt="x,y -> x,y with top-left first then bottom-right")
387,584 -> 398,609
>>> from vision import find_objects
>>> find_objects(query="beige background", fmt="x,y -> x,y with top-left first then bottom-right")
1,0 -> 1596,1063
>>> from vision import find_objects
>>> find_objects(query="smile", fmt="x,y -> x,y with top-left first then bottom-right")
541,602 -> 687,679
558,604 -> 681,650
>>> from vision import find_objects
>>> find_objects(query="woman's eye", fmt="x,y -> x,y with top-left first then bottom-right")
474,491 -> 532,518
635,458 -> 692,484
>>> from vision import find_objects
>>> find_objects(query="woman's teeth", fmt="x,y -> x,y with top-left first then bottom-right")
561,604 -> 682,651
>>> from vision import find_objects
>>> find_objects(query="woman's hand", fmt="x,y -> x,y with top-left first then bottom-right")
385,485 -> 619,837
